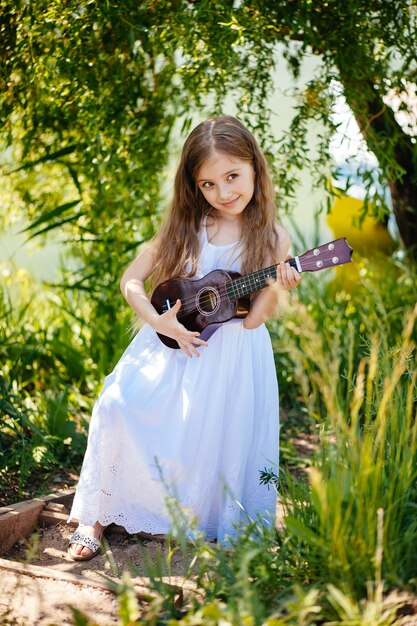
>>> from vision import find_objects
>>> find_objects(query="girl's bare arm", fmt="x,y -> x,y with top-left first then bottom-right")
243,225 -> 301,330
119,241 -> 207,357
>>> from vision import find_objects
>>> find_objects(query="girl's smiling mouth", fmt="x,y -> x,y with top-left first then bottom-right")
221,196 -> 239,207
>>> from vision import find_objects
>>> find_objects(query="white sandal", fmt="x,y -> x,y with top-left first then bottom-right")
68,527 -> 104,561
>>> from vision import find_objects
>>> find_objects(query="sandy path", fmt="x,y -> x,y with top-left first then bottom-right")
1,520 -> 196,625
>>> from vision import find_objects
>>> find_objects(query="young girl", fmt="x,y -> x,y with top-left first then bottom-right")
68,115 -> 301,560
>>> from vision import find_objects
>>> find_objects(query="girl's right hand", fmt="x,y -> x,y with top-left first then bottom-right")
153,299 -> 208,358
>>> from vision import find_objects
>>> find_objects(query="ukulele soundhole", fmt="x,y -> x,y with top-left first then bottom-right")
196,287 -> 220,316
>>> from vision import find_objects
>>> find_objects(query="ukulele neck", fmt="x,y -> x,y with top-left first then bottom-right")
224,238 -> 353,301
225,258 -> 299,301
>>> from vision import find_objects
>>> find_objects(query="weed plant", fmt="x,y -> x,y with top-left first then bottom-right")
268,252 -> 417,586
2,247 -> 416,624
0,266 -> 131,502
83,252 -> 417,625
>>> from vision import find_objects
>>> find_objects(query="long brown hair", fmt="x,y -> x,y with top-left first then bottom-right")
151,115 -> 280,286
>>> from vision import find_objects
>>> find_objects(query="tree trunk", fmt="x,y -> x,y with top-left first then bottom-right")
340,76 -> 417,256
389,176 -> 417,254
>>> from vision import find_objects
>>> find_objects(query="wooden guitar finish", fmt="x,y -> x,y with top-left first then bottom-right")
151,238 -> 353,349
151,270 -> 250,349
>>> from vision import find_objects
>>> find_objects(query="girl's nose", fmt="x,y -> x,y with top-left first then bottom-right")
218,185 -> 232,200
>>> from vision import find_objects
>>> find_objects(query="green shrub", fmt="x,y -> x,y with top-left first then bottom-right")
0,268 -> 131,501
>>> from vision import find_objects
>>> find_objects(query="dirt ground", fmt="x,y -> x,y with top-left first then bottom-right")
0,412 -> 309,626
1,565 -> 120,626
1,520 -> 195,625
2,426 -> 417,625
3,522 -> 417,626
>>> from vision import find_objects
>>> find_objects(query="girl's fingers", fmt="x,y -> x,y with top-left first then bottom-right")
160,299 -> 209,354
178,341 -> 192,357
276,261 -> 301,289
178,338 -> 200,358
189,333 -> 208,347
168,299 -> 182,316
184,335 -> 208,356
176,330 -> 208,357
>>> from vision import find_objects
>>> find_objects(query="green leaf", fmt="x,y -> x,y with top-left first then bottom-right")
8,145 -> 78,173
284,516 -> 326,550
24,213 -> 85,241
20,199 -> 82,233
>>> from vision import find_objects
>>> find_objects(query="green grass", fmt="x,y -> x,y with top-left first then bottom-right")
0,267 -> 131,502
69,252 -> 416,625
1,251 -> 416,625
126,253 -> 415,624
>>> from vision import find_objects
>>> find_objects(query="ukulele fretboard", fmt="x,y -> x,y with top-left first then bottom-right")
225,259 -> 298,301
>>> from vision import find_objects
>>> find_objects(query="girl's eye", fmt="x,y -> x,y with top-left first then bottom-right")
200,174 -> 237,189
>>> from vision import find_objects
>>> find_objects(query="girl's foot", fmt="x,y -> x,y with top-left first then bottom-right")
68,521 -> 105,561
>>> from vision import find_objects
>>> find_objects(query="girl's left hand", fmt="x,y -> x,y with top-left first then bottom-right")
276,258 -> 301,290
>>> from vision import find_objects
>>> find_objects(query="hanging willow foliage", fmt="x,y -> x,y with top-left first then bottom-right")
1,0 -> 416,300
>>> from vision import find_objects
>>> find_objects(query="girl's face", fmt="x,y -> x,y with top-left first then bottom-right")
196,150 -> 255,220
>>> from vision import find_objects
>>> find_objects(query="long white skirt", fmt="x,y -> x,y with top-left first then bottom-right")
69,319 -> 279,543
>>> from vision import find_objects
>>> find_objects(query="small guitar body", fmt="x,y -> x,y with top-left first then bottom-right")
151,270 -> 250,349
151,238 -> 353,349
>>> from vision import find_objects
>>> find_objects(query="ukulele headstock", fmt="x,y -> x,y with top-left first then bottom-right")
297,238 -> 353,272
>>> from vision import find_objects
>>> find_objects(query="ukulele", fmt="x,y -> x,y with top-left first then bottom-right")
151,238 -> 353,349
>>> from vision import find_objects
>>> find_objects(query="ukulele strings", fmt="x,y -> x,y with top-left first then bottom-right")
161,270 -> 267,315
175,284 -> 230,319
161,270 -> 268,316
160,265 -> 278,313
161,253 -> 345,315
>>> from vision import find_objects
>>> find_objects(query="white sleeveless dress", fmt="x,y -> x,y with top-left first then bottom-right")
69,225 -> 279,543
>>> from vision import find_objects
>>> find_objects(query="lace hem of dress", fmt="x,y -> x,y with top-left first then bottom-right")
68,511 -> 220,541
68,500 -> 276,543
